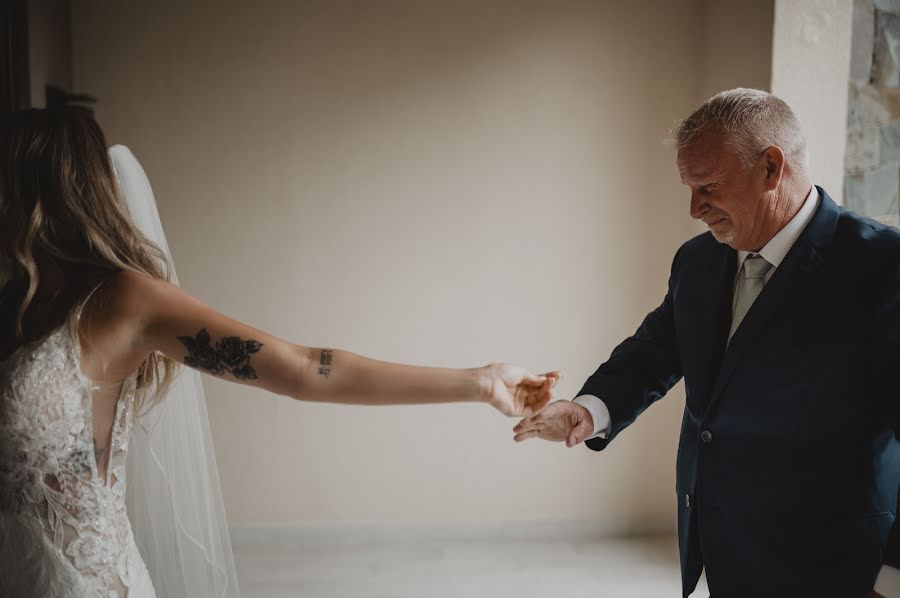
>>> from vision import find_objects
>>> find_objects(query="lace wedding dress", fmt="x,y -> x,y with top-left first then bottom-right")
0,289 -> 157,598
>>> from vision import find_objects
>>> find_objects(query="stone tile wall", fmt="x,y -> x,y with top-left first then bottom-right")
845,0 -> 900,226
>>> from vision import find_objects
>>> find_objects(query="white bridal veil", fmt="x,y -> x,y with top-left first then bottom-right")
108,145 -> 241,598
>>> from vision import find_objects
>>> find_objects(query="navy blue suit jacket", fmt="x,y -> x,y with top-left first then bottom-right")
580,189 -> 900,597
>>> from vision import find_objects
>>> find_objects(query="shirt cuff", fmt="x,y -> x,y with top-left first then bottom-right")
572,395 -> 612,440
875,564 -> 900,596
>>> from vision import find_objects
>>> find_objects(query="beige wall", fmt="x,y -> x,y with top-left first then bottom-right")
771,0 -> 854,203
71,0 -> 774,530
696,0 -> 774,102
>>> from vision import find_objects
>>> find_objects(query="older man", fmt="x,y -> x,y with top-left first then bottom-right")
514,89 -> 900,598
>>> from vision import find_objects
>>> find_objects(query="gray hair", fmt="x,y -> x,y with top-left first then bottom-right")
673,88 -> 808,171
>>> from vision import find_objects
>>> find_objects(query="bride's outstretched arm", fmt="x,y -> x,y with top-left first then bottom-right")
115,271 -> 558,416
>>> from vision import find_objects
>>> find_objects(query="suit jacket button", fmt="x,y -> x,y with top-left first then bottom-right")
685,494 -> 691,508
701,430 -> 713,443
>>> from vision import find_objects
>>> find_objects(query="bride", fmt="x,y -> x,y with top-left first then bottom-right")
0,107 -> 558,598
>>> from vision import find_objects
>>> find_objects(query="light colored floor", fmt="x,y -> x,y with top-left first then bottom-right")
231,524 -> 710,598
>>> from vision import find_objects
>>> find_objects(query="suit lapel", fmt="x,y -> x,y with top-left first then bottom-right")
692,242 -> 737,406
706,187 -> 840,411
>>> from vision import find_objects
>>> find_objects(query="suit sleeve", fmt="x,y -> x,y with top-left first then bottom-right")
874,247 -> 900,568
581,247 -> 685,452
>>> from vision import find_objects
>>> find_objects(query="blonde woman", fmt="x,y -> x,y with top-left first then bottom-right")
0,108 -> 558,598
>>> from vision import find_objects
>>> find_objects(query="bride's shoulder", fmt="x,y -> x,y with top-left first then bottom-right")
94,271 -> 200,338
79,271 -> 177,380
83,271 -> 177,343
96,270 -> 175,314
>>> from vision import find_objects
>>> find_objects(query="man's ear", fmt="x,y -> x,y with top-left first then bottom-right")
762,146 -> 785,191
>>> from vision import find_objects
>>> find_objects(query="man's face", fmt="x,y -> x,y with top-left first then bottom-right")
677,132 -> 770,251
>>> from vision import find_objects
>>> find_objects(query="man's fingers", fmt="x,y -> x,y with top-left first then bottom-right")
514,417 -> 533,432
565,431 -> 582,447
514,422 -> 542,435
566,420 -> 593,448
514,430 -> 542,442
516,412 -> 545,429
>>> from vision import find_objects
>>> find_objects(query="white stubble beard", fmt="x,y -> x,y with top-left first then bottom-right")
709,224 -> 736,245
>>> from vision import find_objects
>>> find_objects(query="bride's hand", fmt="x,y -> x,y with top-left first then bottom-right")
480,364 -> 560,417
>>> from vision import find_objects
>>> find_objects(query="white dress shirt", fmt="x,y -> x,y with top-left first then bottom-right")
571,186 -> 900,595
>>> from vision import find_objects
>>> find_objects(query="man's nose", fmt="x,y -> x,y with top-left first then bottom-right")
689,194 -> 707,220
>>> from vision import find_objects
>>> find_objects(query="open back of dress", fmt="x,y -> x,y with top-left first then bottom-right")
0,294 -> 155,598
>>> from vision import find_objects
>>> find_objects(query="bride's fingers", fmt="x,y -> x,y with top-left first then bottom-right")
523,372 -> 547,386
539,371 -> 562,387
524,369 -> 562,388
529,392 -> 553,413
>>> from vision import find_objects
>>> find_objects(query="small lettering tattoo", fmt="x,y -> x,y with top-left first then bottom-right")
318,349 -> 333,378
177,328 -> 263,380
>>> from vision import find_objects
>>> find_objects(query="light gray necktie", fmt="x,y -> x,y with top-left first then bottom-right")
728,255 -> 772,341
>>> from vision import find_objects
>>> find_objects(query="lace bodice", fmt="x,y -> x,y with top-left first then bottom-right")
0,312 -> 150,597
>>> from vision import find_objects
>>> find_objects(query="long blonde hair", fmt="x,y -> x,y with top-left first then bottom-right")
0,108 -> 177,413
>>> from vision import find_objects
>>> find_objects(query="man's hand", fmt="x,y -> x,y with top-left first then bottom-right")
512,399 -> 595,447
481,365 -> 559,417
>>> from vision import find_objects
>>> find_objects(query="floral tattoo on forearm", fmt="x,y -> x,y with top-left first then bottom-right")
178,328 -> 263,380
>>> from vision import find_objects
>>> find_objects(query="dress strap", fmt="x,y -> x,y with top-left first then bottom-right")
75,277 -> 109,324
